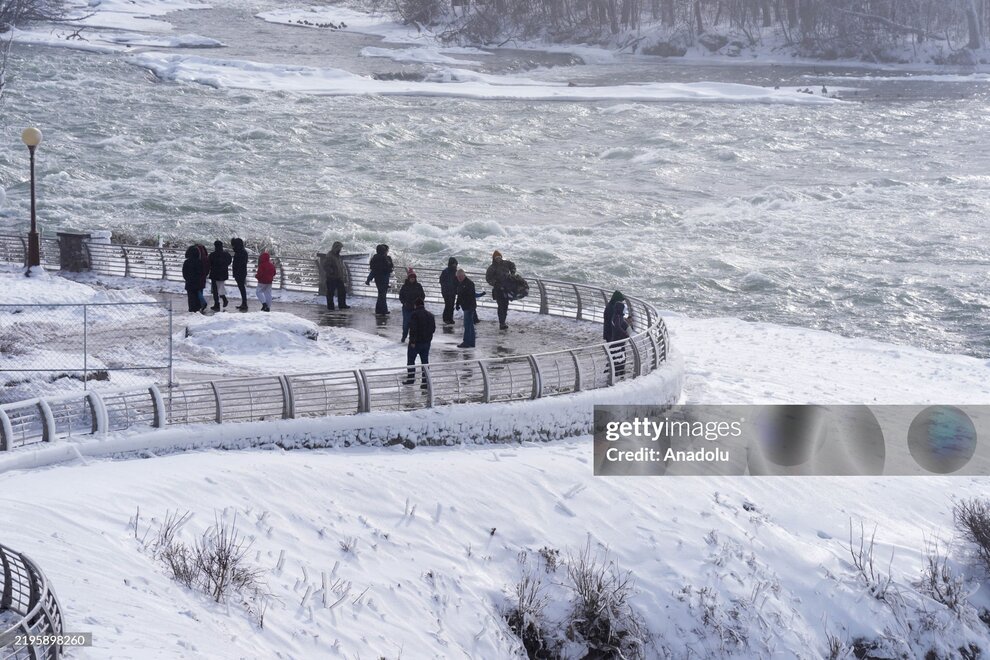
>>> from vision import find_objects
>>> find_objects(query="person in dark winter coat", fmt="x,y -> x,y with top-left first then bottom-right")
255,251 -> 277,312
485,250 -> 516,330
365,244 -> 394,315
455,269 -> 486,348
195,244 -> 210,312
398,268 -> 426,342
182,245 -> 204,313
404,298 -> 436,388
322,241 -> 350,311
231,237 -> 249,311
603,290 -> 625,342
209,240 -> 233,311
610,300 -> 631,378
438,257 -> 459,325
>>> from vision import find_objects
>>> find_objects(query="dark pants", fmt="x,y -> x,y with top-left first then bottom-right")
210,280 -> 227,307
401,308 -> 413,341
326,277 -> 346,309
442,294 -> 455,324
461,310 -> 476,347
186,289 -> 201,312
374,279 -> 389,314
494,289 -> 509,325
235,276 -> 247,307
405,341 -> 430,385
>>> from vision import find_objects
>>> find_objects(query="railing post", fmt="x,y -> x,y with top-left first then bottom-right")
478,361 -> 490,403
527,355 -> 542,399
86,391 -> 108,435
37,399 -> 56,442
158,247 -> 167,280
0,408 -> 12,451
122,246 -> 131,277
647,326 -> 661,371
536,279 -> 548,315
356,370 -> 370,413
424,365 -> 434,408
572,283 -> 582,320
83,304 -> 89,390
570,350 -> 582,392
278,257 -> 286,290
210,381 -> 223,423
18,235 -> 27,267
603,344 -> 617,387
279,375 -> 295,419
148,384 -> 166,428
628,337 -> 642,378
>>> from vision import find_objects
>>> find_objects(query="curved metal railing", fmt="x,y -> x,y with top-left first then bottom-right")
0,543 -> 65,659
0,236 -> 672,449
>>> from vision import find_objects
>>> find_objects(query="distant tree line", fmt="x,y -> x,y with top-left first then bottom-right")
1,0 -> 69,102
370,0 -> 987,61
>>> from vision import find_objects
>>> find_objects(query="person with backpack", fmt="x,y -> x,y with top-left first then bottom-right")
255,251 -> 277,312
231,237 -> 249,311
209,240 -> 233,311
398,268 -> 426,343
438,257 -> 459,326
182,245 -> 204,313
365,244 -> 394,315
603,291 -> 625,342
403,298 -> 436,388
322,241 -> 350,311
195,244 -> 210,312
485,250 -> 516,330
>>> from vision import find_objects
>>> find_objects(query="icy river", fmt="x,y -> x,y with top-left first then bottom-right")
0,0 -> 988,358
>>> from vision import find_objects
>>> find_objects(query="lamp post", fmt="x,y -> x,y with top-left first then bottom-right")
21,127 -> 43,275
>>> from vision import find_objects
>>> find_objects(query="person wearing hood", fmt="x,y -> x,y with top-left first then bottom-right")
403,298 -> 436,389
485,250 -> 516,330
603,290 -> 625,342
610,299 -> 632,378
398,268 -> 426,343
322,241 -> 350,311
209,240 -> 233,311
182,245 -> 204,313
453,269 -> 486,348
230,237 -> 249,311
365,244 -> 394,315
255,251 -> 277,312
438,257 -> 459,325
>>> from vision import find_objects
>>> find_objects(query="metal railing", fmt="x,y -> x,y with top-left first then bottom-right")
0,543 -> 65,659
0,235 -> 59,269
0,234 -> 671,450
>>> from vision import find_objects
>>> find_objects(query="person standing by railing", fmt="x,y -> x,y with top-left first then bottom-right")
610,300 -> 631,378
404,298 -> 435,388
486,250 -> 516,330
439,257 -> 459,326
209,240 -> 232,311
231,237 -> 249,311
603,291 -> 625,342
182,246 -> 204,313
195,244 -> 210,312
365,244 -> 394,315
321,241 -> 350,311
255,252 -> 276,312
455,268 -> 484,349
399,268 -> 425,343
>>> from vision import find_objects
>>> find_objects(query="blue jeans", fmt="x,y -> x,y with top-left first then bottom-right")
462,311 -> 475,347
405,341 -> 431,384
401,308 -> 413,340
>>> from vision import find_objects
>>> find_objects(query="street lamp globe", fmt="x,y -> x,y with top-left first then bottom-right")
21,127 -> 43,148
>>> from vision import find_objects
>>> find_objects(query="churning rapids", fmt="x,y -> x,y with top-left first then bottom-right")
1,0 -> 988,359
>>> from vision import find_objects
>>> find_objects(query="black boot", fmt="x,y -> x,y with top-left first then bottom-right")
222,296 -> 228,308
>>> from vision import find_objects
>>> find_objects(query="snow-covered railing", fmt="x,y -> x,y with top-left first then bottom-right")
0,234 -> 670,448
0,542 -> 65,659
0,234 -> 59,269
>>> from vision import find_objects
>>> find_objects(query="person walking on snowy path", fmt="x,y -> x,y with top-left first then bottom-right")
231,237 -> 249,311
485,250 -> 516,330
603,290 -> 625,342
439,257 -> 459,326
399,268 -> 426,343
209,240 -> 233,311
255,251 -> 277,312
182,245 -> 204,313
322,241 -> 350,311
404,298 -> 435,388
366,244 -> 394,315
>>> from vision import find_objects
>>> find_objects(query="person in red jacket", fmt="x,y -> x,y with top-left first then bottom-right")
255,251 -> 277,312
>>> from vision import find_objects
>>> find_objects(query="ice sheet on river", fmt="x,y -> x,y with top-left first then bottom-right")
133,52 -> 844,104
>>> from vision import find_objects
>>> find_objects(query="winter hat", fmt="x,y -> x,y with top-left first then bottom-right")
492,250 -> 502,260
214,240 -> 223,250
447,257 -> 458,268
407,267 -> 417,278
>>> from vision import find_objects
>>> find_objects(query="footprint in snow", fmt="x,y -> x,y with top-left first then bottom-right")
817,530 -> 832,539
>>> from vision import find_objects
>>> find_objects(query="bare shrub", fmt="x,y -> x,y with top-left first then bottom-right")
566,541 -> 646,659
954,498 -> 990,574
915,537 -> 969,617
538,546 -> 561,573
504,569 -> 554,659
848,520 -> 893,601
195,514 -> 265,603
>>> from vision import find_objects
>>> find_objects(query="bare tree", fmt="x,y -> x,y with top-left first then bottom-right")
0,0 -> 70,103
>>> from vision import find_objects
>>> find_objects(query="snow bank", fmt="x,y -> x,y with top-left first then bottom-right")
8,27 -> 222,55
71,0 -> 210,33
360,46 -> 482,66
0,264 -> 153,305
132,52 -> 844,104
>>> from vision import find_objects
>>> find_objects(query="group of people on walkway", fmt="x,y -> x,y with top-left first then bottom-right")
182,239 -> 275,313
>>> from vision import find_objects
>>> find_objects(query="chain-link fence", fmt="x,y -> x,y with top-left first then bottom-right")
0,302 -> 172,404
